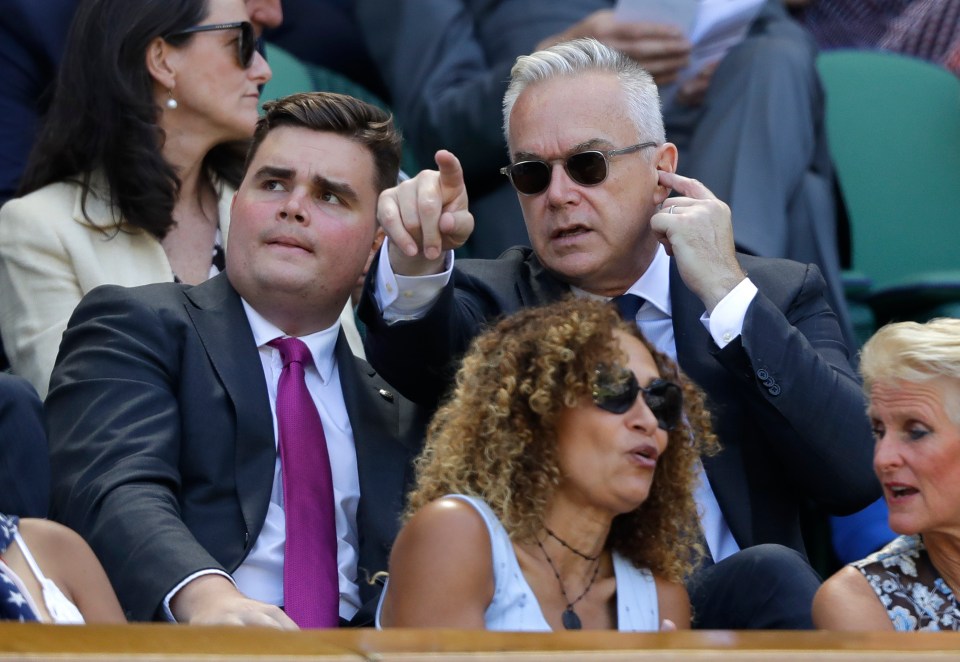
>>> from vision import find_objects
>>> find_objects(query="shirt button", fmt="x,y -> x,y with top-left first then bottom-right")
386,284 -> 394,293
722,332 -> 732,343
402,291 -> 413,298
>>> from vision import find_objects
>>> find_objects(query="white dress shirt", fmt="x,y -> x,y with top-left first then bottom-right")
164,300 -> 362,621
375,240 -> 755,562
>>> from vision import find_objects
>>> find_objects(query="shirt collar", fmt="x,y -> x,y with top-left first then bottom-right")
569,244 -> 672,317
241,298 -> 341,384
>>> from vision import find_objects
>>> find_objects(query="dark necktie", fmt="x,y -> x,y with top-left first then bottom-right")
611,293 -> 645,324
268,337 -> 339,628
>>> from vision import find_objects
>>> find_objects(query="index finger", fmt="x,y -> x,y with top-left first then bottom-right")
434,150 -> 465,202
657,171 -> 717,200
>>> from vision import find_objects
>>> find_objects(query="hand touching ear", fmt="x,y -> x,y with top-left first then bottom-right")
651,171 -> 745,314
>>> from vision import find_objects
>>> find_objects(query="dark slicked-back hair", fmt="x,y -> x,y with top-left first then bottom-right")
248,92 -> 402,193
18,0 -> 247,239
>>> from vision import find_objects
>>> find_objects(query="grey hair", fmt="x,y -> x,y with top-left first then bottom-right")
502,38 -> 665,149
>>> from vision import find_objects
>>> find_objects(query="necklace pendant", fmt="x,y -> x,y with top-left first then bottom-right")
562,607 -> 582,630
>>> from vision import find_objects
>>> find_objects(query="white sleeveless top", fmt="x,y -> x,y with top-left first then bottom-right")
9,529 -> 85,624
377,494 -> 659,631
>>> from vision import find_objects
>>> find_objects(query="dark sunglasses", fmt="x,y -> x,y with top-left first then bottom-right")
164,21 -> 256,69
500,142 -> 657,196
592,368 -> 683,431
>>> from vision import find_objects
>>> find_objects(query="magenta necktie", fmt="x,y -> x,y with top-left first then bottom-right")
268,337 -> 339,628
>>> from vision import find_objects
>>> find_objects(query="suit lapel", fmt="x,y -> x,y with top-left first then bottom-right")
519,253 -> 569,306
668,260 -> 752,547
669,259 -> 711,378
183,274 -> 276,540
337,331 -> 415,507
336,333 -> 419,605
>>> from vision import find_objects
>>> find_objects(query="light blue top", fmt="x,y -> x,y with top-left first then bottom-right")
377,494 -> 659,631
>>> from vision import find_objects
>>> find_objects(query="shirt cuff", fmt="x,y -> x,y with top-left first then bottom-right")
373,238 -> 453,323
700,277 -> 758,349
162,569 -> 235,622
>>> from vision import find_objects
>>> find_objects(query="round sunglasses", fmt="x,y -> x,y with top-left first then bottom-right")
592,368 -> 683,431
500,142 -> 658,196
164,21 -> 256,70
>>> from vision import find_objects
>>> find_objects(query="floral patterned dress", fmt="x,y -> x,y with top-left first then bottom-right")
852,534 -> 960,631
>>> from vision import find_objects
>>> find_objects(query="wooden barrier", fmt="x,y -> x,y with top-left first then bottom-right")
1,624 -> 959,661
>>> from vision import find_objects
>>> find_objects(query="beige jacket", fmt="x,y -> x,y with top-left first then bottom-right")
0,174 -> 364,398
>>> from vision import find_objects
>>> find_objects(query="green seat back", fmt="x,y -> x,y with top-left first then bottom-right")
817,51 -> 960,290
259,43 -> 420,174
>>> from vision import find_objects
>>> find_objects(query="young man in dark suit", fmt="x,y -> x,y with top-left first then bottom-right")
46,92 -> 425,628
359,38 -> 879,629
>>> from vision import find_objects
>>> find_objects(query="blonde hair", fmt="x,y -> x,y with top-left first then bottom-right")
405,297 -> 719,582
861,317 -> 960,424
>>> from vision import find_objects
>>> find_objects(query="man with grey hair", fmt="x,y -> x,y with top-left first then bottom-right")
359,38 -> 878,628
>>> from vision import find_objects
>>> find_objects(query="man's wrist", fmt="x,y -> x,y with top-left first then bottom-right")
168,573 -> 239,623
387,240 -> 447,277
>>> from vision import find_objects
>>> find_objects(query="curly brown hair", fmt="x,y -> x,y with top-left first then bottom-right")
405,297 -> 720,582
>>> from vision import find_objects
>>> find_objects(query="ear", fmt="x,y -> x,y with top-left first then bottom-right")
144,36 -> 179,91
652,142 -> 679,205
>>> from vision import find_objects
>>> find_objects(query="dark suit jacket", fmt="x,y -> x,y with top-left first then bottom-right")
0,0 -> 76,205
46,274 -> 426,623
0,373 -> 49,517
359,247 -> 879,555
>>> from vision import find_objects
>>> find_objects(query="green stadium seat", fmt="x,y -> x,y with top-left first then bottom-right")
817,50 -> 960,328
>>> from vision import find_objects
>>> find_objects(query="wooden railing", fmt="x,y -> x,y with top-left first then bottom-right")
1,624 -> 959,661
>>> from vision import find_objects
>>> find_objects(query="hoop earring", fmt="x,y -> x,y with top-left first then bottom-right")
165,90 -> 178,110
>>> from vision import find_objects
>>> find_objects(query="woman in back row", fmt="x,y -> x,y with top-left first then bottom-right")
0,0 -> 271,397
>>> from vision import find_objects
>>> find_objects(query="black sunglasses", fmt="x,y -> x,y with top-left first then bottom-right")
500,142 -> 657,196
164,21 -> 256,69
592,368 -> 683,431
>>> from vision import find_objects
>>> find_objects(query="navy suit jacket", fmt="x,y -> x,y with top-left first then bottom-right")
46,274 -> 426,622
359,248 -> 879,555
0,373 -> 49,516
0,0 -> 76,205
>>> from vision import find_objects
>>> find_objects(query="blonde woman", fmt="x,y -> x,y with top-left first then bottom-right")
814,318 -> 960,631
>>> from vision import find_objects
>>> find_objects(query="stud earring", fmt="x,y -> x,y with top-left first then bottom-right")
165,91 -> 178,110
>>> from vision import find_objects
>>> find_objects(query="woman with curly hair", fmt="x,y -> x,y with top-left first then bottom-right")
377,297 -> 719,630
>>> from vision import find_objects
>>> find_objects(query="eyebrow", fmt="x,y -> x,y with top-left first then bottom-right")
253,166 -> 360,203
512,138 -> 615,163
314,175 -> 359,204
254,165 -> 294,181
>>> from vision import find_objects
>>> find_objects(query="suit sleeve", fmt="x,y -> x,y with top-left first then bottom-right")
716,263 -> 878,515
45,285 -> 227,621
359,257 -> 498,409
0,3 -> 50,205
0,374 -> 50,517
